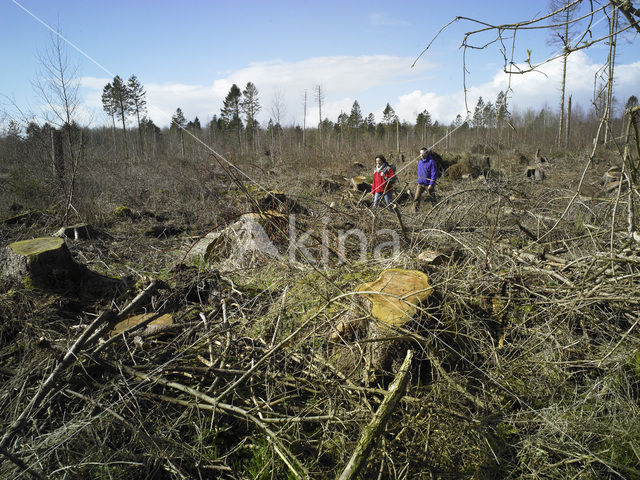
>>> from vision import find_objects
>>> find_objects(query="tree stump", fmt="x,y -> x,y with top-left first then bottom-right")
355,269 -> 432,372
350,176 -> 371,192
1,237 -> 84,287
54,223 -> 96,240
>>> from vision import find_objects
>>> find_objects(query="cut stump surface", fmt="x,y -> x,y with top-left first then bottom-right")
356,268 -> 432,327
1,236 -> 83,287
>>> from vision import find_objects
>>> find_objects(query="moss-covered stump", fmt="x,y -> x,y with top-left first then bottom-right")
356,269 -> 432,373
1,237 -> 84,287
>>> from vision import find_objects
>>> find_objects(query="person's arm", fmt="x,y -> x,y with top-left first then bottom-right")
428,161 -> 437,187
385,168 -> 396,183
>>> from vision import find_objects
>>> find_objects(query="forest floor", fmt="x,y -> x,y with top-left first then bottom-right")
1,147 -> 640,479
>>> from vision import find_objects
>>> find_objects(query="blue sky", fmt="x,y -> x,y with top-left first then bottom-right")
2,0 -> 639,129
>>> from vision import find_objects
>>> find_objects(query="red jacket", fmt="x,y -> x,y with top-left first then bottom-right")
371,164 -> 396,194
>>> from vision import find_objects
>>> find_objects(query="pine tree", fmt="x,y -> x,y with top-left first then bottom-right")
495,91 -> 510,125
472,97 -> 485,128
496,91 -> 510,143
171,108 -> 186,130
111,75 -> 131,135
221,84 -> 243,150
241,82 -> 261,150
382,103 -> 398,149
171,108 -> 187,158
207,114 -> 222,144
348,101 -> 363,128
101,83 -> 117,143
127,75 -> 147,151
415,109 -> 432,144
364,113 -> 376,135
347,100 -> 363,147
382,103 -> 397,124
482,102 -> 495,129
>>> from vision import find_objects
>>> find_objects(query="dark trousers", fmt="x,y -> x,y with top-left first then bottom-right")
413,184 -> 436,211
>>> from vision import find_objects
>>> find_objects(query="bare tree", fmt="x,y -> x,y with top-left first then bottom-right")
548,0 -> 581,147
270,89 -> 286,158
32,31 -> 83,223
315,84 -> 324,152
302,89 -> 307,148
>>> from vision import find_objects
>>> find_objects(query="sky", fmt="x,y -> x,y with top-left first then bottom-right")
1,0 -> 639,130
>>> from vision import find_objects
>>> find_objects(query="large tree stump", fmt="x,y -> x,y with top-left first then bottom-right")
1,237 -> 84,287
355,269 -> 432,373
356,269 -> 432,326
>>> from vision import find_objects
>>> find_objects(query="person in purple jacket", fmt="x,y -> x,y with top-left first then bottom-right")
413,147 -> 439,212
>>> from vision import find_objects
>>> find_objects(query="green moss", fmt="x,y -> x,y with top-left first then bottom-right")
9,237 -> 64,256
495,421 -> 519,439
249,264 -> 381,342
114,205 -> 133,217
21,275 -> 37,290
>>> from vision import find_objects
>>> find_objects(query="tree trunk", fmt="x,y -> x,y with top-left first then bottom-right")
303,90 -> 307,148
136,109 -> 144,155
565,95 -> 572,149
50,128 -> 64,182
557,14 -> 569,147
604,6 -> 619,144
110,115 -> 117,150
317,85 -> 323,153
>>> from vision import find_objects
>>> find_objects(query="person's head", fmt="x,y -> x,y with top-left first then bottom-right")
375,155 -> 386,167
420,148 -> 429,159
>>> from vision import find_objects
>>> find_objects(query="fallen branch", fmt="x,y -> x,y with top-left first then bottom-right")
0,309 -> 114,450
0,444 -> 44,480
337,349 -> 413,480
119,364 -> 309,480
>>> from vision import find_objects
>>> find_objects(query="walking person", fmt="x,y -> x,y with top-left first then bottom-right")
413,147 -> 439,212
371,155 -> 396,210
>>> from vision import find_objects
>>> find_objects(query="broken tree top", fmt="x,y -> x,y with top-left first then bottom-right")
356,269 -> 432,327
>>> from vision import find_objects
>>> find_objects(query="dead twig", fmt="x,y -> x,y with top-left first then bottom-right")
337,349 -> 413,480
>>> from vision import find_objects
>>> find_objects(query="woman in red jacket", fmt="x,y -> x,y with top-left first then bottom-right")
371,155 -> 396,209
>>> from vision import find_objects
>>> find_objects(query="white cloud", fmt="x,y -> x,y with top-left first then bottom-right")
78,52 -> 640,129
393,51 -> 640,124
81,55 -> 433,127
370,12 -> 409,27
80,76 -> 110,90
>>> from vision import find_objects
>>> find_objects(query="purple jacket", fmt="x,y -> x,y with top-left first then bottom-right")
417,155 -> 438,186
